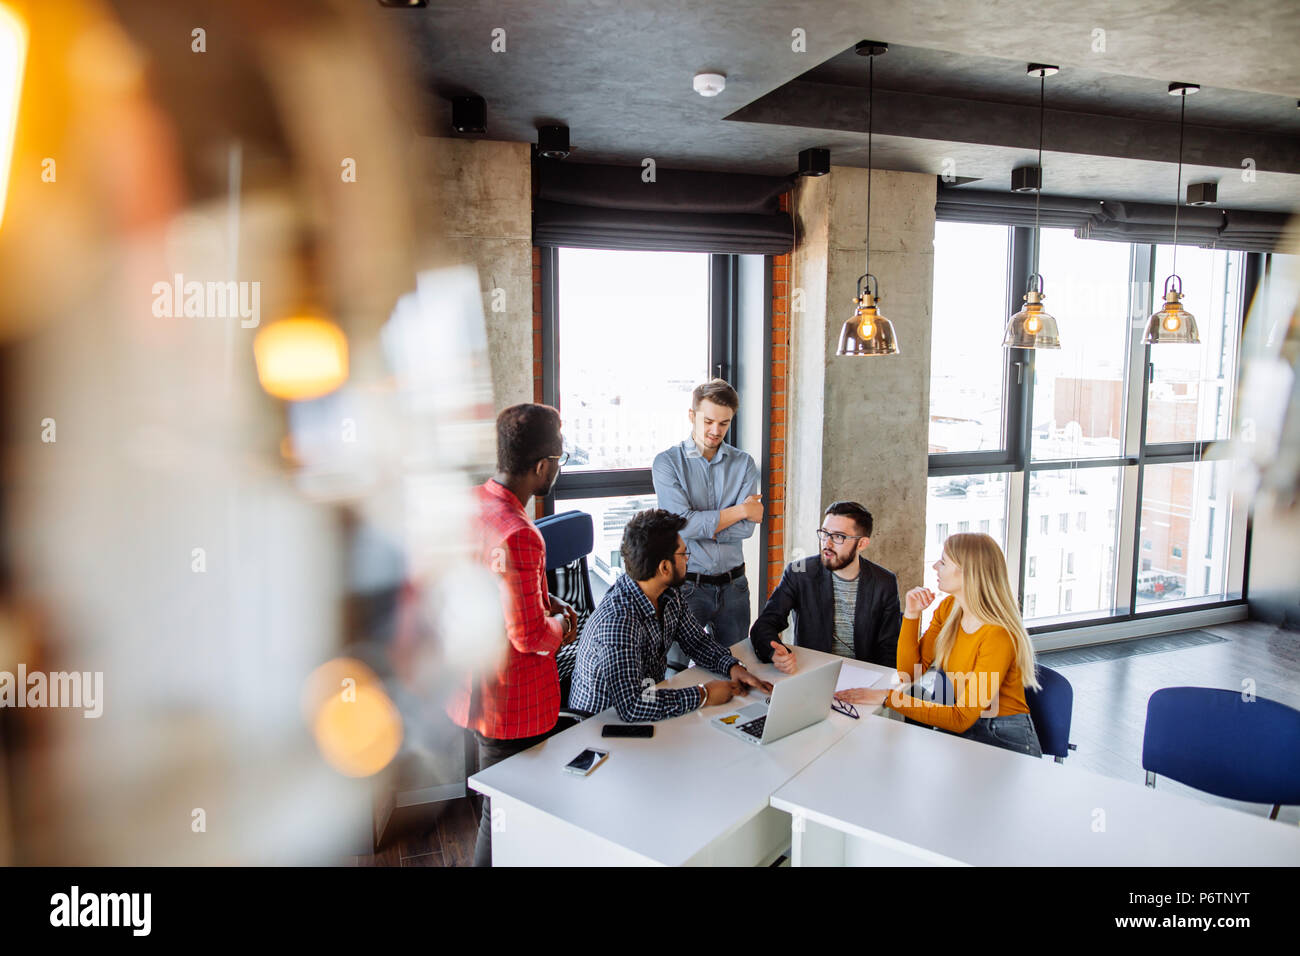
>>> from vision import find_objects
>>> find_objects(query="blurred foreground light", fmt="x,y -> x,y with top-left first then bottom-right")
253,317 -> 349,401
431,563 -> 508,673
304,658 -> 403,778
0,2 -> 27,229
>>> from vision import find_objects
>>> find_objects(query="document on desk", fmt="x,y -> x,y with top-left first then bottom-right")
835,665 -> 891,693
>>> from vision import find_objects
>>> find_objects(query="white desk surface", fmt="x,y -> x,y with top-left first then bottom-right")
770,710 -> 1300,866
469,643 -> 894,867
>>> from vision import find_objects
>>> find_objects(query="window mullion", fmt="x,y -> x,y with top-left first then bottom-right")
1008,226 -> 1035,608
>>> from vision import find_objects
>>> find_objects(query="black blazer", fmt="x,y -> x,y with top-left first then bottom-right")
750,555 -> 902,667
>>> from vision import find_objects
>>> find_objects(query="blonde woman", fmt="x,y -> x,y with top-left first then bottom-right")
836,533 -> 1043,757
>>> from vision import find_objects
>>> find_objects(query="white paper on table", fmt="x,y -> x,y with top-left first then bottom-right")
835,664 -> 893,693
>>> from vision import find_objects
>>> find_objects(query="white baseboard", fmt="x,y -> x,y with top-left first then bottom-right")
1032,604 -> 1249,653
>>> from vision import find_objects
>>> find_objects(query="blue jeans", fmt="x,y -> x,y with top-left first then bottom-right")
959,713 -> 1043,757
670,576 -> 751,669
902,712 -> 1043,758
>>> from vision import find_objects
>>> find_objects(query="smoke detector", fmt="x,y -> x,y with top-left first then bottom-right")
693,72 -> 726,97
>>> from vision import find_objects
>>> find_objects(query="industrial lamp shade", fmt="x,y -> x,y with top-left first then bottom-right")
837,275 -> 899,356
1143,275 -> 1200,344
1003,274 -> 1061,349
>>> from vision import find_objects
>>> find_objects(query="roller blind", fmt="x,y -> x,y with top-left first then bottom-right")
937,185 -> 1295,253
533,161 -> 794,254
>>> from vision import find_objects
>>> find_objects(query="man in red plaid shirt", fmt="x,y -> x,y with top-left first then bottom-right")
447,403 -> 578,866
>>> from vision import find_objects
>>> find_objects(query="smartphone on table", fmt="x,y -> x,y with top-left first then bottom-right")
562,748 -> 609,776
601,724 -> 653,738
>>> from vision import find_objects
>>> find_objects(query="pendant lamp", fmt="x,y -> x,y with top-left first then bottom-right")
837,41 -> 899,357
1003,64 -> 1060,350
1143,82 -> 1201,345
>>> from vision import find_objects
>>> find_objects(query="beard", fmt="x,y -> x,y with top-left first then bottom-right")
820,548 -> 856,572
668,563 -> 688,589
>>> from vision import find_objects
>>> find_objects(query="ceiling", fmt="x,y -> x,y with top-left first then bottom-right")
376,0 -> 1300,213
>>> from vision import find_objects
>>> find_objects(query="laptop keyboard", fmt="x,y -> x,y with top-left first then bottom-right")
740,715 -> 766,739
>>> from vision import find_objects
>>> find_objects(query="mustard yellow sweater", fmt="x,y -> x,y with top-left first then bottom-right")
884,595 -> 1030,733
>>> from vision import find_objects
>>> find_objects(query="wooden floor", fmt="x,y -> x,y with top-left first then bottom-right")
348,619 -> 1300,865
1036,618 -> 1300,825
347,795 -> 480,867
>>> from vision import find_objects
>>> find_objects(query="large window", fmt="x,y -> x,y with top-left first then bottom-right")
925,221 -> 1252,630
1031,231 -> 1132,462
541,248 -> 767,588
557,249 -> 709,470
1136,460 -> 1235,607
930,224 -> 1011,453
925,474 -> 1008,570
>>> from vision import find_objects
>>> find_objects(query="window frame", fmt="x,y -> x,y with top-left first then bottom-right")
927,220 -> 1262,636
539,247 -> 770,589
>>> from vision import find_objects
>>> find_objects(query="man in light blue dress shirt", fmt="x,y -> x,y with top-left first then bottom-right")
651,379 -> 762,669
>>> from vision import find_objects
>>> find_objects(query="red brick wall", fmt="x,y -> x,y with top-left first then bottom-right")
766,191 -> 791,595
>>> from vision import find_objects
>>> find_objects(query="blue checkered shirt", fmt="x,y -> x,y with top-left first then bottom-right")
570,572 -> 741,721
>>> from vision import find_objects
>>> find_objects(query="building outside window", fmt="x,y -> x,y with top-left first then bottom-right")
924,221 -> 1250,629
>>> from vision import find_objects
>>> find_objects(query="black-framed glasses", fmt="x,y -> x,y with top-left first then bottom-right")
544,452 -> 570,466
816,528 -> 865,546
831,698 -> 859,719
673,548 -> 691,561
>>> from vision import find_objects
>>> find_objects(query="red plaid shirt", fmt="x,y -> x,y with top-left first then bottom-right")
446,479 -> 565,739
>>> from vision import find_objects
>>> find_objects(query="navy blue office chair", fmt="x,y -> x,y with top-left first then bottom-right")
1142,687 -> 1300,820
1024,664 -> 1076,763
535,510 -> 596,714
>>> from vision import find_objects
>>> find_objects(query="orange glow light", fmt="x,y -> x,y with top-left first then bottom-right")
311,685 -> 403,778
303,658 -> 403,778
253,317 -> 349,401
0,3 -> 28,229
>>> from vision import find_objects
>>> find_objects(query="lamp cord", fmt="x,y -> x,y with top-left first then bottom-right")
1172,91 -> 1185,281
866,53 -> 873,280
1033,71 -> 1043,278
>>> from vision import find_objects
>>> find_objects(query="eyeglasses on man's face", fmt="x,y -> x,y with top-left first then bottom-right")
816,528 -> 864,547
673,547 -> 691,561
544,452 -> 570,466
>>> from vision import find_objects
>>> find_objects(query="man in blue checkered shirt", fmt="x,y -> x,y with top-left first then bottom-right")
571,509 -> 772,722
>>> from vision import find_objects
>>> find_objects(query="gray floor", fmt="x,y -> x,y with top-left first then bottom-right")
1038,619 -> 1300,825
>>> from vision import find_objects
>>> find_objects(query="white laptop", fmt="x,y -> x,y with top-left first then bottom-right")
710,660 -> 843,745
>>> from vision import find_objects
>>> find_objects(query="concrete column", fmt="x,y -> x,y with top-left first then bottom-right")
430,139 -> 534,409
786,167 -> 936,593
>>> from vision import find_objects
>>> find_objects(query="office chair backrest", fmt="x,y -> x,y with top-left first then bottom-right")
536,510 -> 596,624
535,510 -> 596,707
1142,686 -> 1300,806
1024,664 -> 1073,760
537,510 -> 595,570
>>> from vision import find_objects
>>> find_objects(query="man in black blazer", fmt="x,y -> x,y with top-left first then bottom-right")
750,501 -> 902,671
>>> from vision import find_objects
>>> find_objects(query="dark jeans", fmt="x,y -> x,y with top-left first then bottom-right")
905,712 -> 1043,758
669,576 -> 751,670
471,726 -> 556,867
959,713 -> 1043,757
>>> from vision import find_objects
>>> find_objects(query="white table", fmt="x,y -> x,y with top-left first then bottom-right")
770,710 -> 1300,866
468,644 -> 894,866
